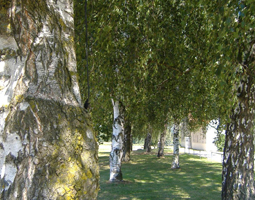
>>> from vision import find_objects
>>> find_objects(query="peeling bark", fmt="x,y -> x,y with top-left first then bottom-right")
222,76 -> 255,200
171,123 -> 180,169
0,1 -> 99,199
109,99 -> 125,182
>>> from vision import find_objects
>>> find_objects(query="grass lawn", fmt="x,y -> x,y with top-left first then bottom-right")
98,143 -> 222,200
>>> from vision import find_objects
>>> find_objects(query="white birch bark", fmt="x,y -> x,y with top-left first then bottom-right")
0,1 -> 99,199
109,99 -> 124,181
171,123 -> 180,169
222,77 -> 255,199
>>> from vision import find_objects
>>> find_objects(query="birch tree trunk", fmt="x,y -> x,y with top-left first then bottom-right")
122,122 -> 131,162
222,76 -> 255,199
144,133 -> 152,152
0,1 -> 99,199
109,99 -> 124,182
171,123 -> 180,169
157,124 -> 167,158
183,117 -> 190,138
181,117 -> 191,151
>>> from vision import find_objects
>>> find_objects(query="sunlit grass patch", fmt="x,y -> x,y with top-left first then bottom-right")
98,144 -> 222,200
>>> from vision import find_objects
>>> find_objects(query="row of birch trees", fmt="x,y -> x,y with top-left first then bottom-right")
75,0 -> 255,199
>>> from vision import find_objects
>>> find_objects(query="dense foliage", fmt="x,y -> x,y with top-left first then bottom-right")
74,0 -> 255,198
74,0 -> 255,142
74,0 -> 224,138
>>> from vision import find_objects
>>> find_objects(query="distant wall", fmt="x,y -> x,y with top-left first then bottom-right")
180,121 -> 218,152
191,127 -> 206,150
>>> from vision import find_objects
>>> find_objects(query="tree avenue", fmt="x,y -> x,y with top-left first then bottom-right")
0,0 -> 99,199
75,0 -> 152,181
75,0 -> 255,199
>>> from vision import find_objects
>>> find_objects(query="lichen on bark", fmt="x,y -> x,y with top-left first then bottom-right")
1,98 -> 99,199
0,0 -> 99,199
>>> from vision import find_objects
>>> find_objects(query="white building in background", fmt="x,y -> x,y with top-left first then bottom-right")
181,120 -> 219,152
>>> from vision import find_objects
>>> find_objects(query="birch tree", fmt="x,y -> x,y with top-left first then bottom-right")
109,99 -> 125,181
0,1 -> 99,199
171,123 -> 180,169
221,73 -> 255,199
202,1 -> 255,198
144,133 -> 152,152
157,124 -> 167,158
180,117 -> 191,151
75,0 -> 152,173
123,120 -> 132,162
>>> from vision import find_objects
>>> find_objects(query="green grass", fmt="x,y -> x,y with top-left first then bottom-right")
98,143 -> 222,200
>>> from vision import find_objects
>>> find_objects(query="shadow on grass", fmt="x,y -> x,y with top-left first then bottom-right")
98,149 -> 222,200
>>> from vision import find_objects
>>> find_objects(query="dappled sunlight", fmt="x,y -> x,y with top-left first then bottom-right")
98,152 -> 110,157
98,142 -> 111,153
99,164 -> 110,171
98,144 -> 222,199
134,179 -> 155,184
162,186 -> 191,199
127,160 -> 139,165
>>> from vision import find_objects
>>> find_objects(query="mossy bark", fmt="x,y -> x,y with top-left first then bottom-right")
0,0 -> 99,199
1,99 -> 99,199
